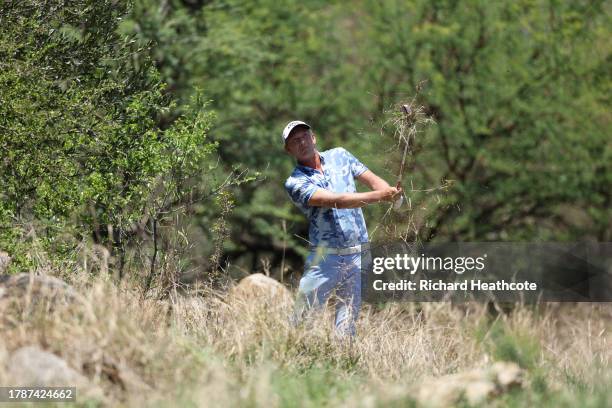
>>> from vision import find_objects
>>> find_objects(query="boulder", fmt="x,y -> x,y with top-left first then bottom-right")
495,361 -> 523,387
0,343 -> 8,385
415,361 -> 523,407
0,251 -> 10,273
0,273 -> 81,304
7,346 -> 104,402
232,273 -> 291,297
229,273 -> 292,305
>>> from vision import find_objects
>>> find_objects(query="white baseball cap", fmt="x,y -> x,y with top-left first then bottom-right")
282,120 -> 311,144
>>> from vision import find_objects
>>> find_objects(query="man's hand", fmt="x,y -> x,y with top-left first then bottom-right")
377,186 -> 402,202
358,170 -> 403,203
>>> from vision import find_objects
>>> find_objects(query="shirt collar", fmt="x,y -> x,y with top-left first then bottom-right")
296,151 -> 325,172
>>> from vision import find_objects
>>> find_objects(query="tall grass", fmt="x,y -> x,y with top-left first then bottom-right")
0,262 -> 610,407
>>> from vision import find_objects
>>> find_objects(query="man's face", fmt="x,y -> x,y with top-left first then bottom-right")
284,127 -> 316,161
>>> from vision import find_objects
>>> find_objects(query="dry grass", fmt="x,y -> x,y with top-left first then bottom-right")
0,266 -> 610,407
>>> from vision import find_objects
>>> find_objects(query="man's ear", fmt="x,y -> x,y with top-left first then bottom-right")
311,133 -> 317,145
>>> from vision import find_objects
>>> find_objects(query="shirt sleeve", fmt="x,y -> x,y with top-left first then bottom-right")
343,148 -> 368,177
285,176 -> 319,208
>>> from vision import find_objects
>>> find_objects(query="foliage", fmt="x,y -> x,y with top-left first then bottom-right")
1,0 -> 610,275
124,0 -> 610,275
0,0 -> 216,271
359,0 -> 612,241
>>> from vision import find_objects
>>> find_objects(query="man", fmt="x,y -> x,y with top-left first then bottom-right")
283,120 -> 401,337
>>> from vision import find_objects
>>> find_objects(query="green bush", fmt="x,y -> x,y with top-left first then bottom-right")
0,0 -> 216,272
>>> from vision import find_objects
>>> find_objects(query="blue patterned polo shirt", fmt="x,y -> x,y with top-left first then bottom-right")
285,147 -> 369,248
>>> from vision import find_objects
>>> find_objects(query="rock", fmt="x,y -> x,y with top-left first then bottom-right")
416,378 -> 464,408
0,251 -> 10,273
0,343 -> 8,362
0,273 -> 94,321
0,343 -> 9,385
415,362 -> 523,407
0,273 -> 81,304
227,273 -> 293,317
230,273 -> 292,304
493,361 -> 523,387
464,380 -> 497,405
9,346 -> 86,386
8,346 -> 104,402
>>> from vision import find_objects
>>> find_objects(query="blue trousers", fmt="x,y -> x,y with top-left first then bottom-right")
292,248 -> 364,337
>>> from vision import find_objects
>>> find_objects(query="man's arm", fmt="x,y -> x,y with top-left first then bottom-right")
308,186 -> 400,209
357,169 -> 392,191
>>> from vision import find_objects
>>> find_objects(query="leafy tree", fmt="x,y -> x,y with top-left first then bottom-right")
0,0 -> 216,274
358,0 -> 611,241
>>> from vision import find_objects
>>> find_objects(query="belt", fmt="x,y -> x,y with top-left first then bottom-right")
310,243 -> 370,256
